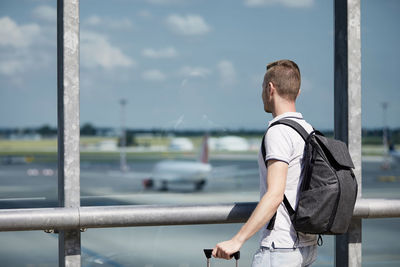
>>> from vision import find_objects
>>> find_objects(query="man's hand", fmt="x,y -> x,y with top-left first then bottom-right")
212,238 -> 242,260
212,160 -> 287,260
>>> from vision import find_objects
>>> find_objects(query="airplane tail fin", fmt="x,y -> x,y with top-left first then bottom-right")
388,136 -> 395,152
389,144 -> 394,152
389,143 -> 396,153
199,134 -> 209,164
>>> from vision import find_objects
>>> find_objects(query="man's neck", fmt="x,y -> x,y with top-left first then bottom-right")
272,101 -> 297,118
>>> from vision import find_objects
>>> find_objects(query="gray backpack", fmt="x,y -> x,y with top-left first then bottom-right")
262,119 -> 358,235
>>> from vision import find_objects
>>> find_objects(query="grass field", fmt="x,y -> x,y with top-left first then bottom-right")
0,136 -> 390,160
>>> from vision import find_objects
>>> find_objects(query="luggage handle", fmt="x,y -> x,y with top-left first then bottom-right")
203,249 -> 240,267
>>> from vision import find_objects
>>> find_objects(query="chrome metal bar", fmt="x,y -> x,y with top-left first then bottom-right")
79,203 -> 255,228
347,0 -> 362,194
0,208 -> 78,231
353,198 -> 400,218
0,200 -> 399,232
346,1 -> 362,265
57,0 -> 81,266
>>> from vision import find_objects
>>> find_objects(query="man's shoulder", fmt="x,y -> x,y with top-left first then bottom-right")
266,123 -> 293,140
271,117 -> 314,135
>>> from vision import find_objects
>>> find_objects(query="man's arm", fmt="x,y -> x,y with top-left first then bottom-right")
212,160 -> 288,259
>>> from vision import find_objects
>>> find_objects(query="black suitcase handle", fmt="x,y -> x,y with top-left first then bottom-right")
203,249 -> 240,261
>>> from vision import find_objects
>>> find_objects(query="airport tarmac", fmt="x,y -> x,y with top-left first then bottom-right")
0,156 -> 399,266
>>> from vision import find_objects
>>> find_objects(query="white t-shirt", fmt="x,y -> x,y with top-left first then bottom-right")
258,112 -> 317,248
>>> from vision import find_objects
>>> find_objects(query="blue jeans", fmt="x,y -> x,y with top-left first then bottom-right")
251,245 -> 317,267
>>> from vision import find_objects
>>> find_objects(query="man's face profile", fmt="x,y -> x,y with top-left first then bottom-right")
262,78 -> 271,113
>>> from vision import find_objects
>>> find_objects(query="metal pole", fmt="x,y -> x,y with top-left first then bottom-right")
382,102 -> 388,149
120,99 -> 128,172
57,0 -> 81,266
381,102 -> 390,168
334,0 -> 362,266
1,199 -> 399,231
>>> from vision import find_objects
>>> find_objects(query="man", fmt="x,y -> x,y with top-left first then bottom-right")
212,60 -> 317,266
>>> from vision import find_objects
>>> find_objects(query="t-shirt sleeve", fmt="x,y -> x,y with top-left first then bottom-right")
264,125 -> 293,165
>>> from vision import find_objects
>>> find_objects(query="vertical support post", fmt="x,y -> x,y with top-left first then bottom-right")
334,0 -> 362,266
57,0 -> 81,266
120,99 -> 128,172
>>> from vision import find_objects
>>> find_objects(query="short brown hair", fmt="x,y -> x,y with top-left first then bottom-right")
265,59 -> 301,101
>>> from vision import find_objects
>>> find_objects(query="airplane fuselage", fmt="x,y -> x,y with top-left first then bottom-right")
152,160 -> 212,184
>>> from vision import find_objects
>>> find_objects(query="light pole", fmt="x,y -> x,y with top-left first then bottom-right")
120,99 -> 128,172
382,102 -> 390,169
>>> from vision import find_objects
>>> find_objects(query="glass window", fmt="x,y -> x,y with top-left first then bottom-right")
361,0 -> 400,199
0,0 -> 58,209
78,0 -> 334,206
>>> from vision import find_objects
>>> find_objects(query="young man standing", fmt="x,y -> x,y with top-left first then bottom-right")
212,60 -> 317,266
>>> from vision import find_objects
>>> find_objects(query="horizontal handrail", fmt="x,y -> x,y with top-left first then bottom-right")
0,198 -> 399,232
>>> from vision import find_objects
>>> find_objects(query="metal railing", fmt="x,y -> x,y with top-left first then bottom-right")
0,199 -> 400,232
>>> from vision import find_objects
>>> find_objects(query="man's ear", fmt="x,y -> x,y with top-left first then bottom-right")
268,82 -> 276,96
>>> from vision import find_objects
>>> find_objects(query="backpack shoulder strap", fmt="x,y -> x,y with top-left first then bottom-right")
262,118 -> 310,161
270,119 -> 310,141
263,118 -> 311,231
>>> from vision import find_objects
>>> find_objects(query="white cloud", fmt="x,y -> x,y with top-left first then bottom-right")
217,60 -> 236,87
83,15 -> 133,30
179,66 -> 211,78
81,31 -> 134,69
0,17 -> 41,48
178,66 -> 211,88
0,59 -> 25,76
166,14 -> 210,36
142,69 -> 166,82
142,47 -> 178,59
244,0 -> 314,8
0,49 -> 53,77
0,17 -> 55,77
32,5 -> 57,22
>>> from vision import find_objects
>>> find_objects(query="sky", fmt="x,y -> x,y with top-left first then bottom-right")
0,0 -> 399,131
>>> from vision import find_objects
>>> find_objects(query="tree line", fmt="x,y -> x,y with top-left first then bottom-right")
1,123 -> 399,145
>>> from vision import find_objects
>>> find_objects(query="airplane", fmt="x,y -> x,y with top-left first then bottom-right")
140,134 -> 259,191
142,135 -> 211,191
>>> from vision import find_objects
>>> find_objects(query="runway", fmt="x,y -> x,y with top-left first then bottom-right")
0,157 -> 399,266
